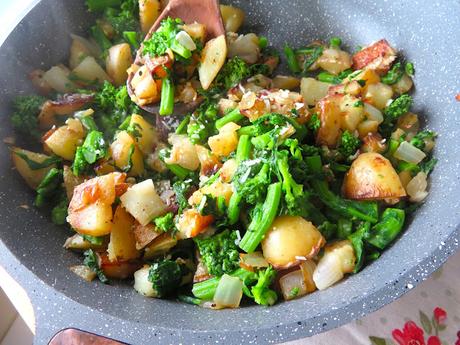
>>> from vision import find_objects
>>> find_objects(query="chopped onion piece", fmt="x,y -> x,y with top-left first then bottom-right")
69,265 -> 96,282
364,102 -> 384,124
299,260 -> 317,293
176,31 -> 197,51
279,269 -> 307,301
394,141 -> 426,164
240,252 -> 269,269
213,274 -> 243,308
406,172 -> 428,203
313,253 -> 343,290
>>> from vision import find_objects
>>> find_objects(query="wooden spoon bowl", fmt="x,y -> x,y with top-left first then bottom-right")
127,0 -> 225,116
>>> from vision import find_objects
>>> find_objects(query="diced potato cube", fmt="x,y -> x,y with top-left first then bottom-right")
11,147 -> 57,189
317,48 -> 352,75
219,158 -> 238,183
44,122 -> 85,160
165,134 -> 200,170
120,179 -> 168,226
106,43 -> 133,86
316,94 -> 342,147
182,23 -> 207,43
220,5 -> 245,33
110,130 -> 145,176
199,35 -> 227,90
300,77 -> 330,106
272,75 -> 300,90
133,221 -> 162,250
351,68 -> 380,87
67,201 -> 113,236
392,74 -> 413,94
139,0 -> 161,34
339,94 -> 365,131
143,233 -> 178,260
129,114 -> 159,156
357,120 -> 380,138
72,56 -> 111,84
176,209 -> 214,238
63,165 -> 84,200
208,122 -> 240,157
134,266 -> 157,297
108,206 -> 140,262
352,39 -> 397,74
363,82 -> 393,109
195,145 -> 221,176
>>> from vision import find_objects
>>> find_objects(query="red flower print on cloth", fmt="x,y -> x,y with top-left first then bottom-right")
427,336 -> 441,345
433,307 -> 447,326
392,321 -> 426,345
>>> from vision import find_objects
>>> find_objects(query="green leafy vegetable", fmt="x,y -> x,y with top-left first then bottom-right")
11,95 -> 45,139
194,230 -> 240,277
409,130 -> 436,150
381,62 -> 404,85
143,17 -> 186,57
148,259 -> 182,297
34,168 -> 62,207
338,130 -> 361,158
83,249 -> 108,283
251,266 -> 278,306
72,131 -> 107,176
365,208 -> 405,250
154,212 -> 176,232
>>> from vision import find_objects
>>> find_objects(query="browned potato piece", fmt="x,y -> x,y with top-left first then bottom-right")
63,165 -> 84,200
11,147 -> 57,189
67,202 -> 113,236
133,221 -> 162,250
182,23 -> 206,43
44,119 -> 85,160
143,233 -> 178,260
139,0 -> 161,34
317,48 -> 352,75
106,43 -> 133,86
300,77 -> 330,106
316,94 -> 342,147
195,145 -> 222,176
220,5 -> 245,33
98,252 -> 141,279
198,35 -> 227,90
110,130 -> 145,176
272,75 -> 300,90
343,152 -> 406,200
261,216 -> 325,269
129,114 -> 159,156
208,122 -> 240,157
108,206 -> 140,262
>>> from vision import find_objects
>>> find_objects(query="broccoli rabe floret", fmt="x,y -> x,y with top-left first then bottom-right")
83,249 -> 108,283
51,195 -> 68,225
251,266 -> 278,306
215,57 -> 251,90
34,168 -> 63,208
104,0 -> 139,34
86,0 -> 122,12
154,212 -> 175,232
409,130 -> 436,150
307,113 -> 321,132
143,17 -> 189,58
338,130 -> 361,158
194,230 -> 240,277
384,94 -> 413,121
148,259 -> 183,297
11,95 -> 46,139
72,131 -> 107,176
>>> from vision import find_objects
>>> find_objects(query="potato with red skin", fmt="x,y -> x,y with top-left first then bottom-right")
352,39 -> 397,75
97,252 -> 142,279
343,152 -> 406,200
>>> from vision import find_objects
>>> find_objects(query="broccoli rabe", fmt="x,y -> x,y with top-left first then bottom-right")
72,131 -> 107,176
338,130 -> 361,158
104,0 -> 139,35
154,212 -> 175,232
173,177 -> 197,212
148,259 -> 183,297
251,266 -> 278,306
83,249 -> 108,283
34,168 -> 63,208
409,130 -> 436,150
187,101 -> 219,144
307,113 -> 321,132
86,0 -> 122,12
11,95 -> 45,139
384,94 -> 413,121
51,195 -> 68,225
194,230 -> 240,277
365,208 -> 405,250
381,62 -> 404,85
215,57 -> 251,90
143,18 -> 189,59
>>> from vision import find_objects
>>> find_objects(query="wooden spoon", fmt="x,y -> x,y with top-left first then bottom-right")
127,0 -> 225,116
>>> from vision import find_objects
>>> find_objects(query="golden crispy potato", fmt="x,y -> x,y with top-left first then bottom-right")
63,165 -> 84,200
317,48 -> 352,75
343,152 -> 406,200
139,0 -> 161,34
220,5 -> 245,32
261,216 -> 325,269
165,134 -> 200,171
108,206 -> 140,262
339,94 -> 365,131
129,114 -> 159,156
67,201 -> 113,236
176,209 -> 214,239
198,35 -> 227,90
133,221 -> 162,250
119,179 -> 168,226
106,43 -> 133,86
110,130 -> 144,176
195,145 -> 222,176
300,77 -> 331,106
272,75 -> 300,90
44,120 -> 85,160
11,147 -> 57,189
98,252 -> 141,279
316,94 -> 342,147
208,122 -> 240,157
143,233 -> 178,260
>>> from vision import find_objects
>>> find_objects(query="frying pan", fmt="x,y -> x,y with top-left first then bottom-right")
0,0 -> 459,344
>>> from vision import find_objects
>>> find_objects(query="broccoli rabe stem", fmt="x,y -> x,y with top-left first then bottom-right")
284,44 -> 301,73
215,108 -> 244,130
238,125 -> 258,137
159,77 -> 175,116
86,0 -> 121,11
239,182 -> 282,253
228,135 -> 252,224
192,268 -> 257,300
365,208 -> 405,249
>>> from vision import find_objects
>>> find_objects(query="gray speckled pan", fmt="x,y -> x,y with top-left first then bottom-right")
0,0 -> 459,344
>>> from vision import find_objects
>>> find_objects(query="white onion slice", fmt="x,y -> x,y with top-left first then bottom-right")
240,252 -> 269,268
213,274 -> 243,308
394,141 -> 426,164
364,102 -> 384,124
279,269 -> 307,300
406,172 -> 428,202
176,31 -> 197,51
313,253 -> 344,290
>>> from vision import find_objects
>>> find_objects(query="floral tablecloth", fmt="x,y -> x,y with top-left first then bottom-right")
286,250 -> 460,345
